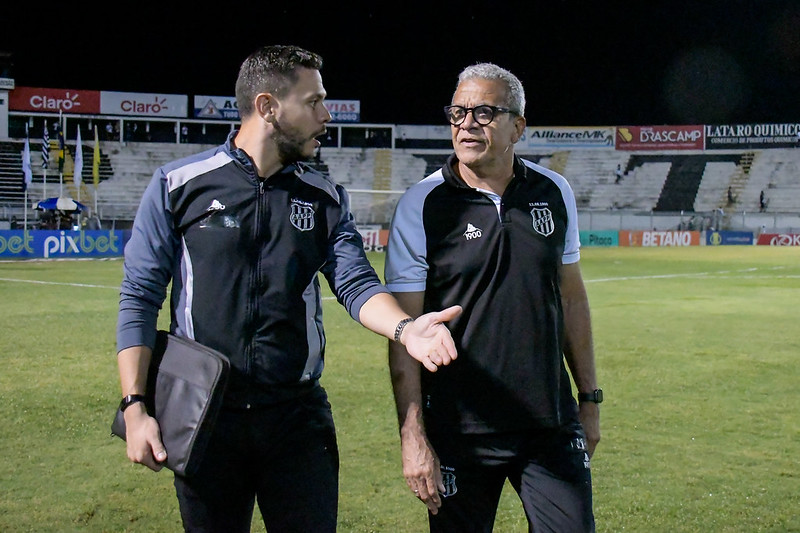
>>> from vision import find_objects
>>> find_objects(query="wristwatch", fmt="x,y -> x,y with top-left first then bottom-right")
578,389 -> 603,404
119,394 -> 147,412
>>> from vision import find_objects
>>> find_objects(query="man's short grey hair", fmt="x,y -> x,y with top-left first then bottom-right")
456,63 -> 526,117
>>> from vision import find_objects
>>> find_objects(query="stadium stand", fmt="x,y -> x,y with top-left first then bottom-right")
0,139 -> 114,218
2,140 -> 800,231
94,142 -> 215,220
0,141 -> 24,205
742,149 -> 800,213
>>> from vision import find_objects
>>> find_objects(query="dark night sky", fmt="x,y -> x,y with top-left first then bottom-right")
3,1 -> 800,126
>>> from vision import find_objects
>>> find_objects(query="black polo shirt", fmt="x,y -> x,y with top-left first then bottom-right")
385,154 -> 582,433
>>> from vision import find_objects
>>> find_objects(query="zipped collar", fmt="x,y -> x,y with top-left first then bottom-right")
225,129 -> 301,180
441,153 -> 530,189
224,130 -> 339,202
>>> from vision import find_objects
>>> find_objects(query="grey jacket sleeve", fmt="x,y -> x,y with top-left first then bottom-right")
116,168 -> 180,352
321,184 -> 389,322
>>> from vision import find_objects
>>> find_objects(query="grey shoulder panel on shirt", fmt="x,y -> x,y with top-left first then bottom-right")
295,165 -> 342,203
166,151 -> 235,193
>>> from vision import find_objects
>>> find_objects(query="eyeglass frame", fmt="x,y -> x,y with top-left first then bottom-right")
443,104 -> 519,126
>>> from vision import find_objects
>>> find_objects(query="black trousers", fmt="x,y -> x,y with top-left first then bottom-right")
173,384 -> 339,533
427,423 -> 595,533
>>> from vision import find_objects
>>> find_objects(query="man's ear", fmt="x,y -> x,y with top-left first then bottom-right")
256,93 -> 275,122
512,115 -> 527,143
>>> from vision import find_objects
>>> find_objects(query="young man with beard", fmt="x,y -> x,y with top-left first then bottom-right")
116,45 -> 461,533
385,63 -> 601,532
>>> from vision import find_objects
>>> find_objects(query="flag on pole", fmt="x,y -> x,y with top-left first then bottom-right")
92,125 -> 100,188
57,121 -> 65,174
73,127 -> 83,187
42,121 -> 50,169
22,124 -> 33,191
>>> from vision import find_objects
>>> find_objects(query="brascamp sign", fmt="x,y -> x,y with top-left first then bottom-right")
705,123 -> 800,149
616,125 -> 704,151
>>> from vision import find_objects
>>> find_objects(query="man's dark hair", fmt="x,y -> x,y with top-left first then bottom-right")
235,45 -> 323,118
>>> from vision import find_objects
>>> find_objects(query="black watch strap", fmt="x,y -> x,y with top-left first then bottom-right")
578,388 -> 603,404
119,394 -> 146,412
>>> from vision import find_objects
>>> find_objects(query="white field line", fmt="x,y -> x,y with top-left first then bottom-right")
0,277 -> 121,289
585,265 -> 798,283
0,266 -> 796,293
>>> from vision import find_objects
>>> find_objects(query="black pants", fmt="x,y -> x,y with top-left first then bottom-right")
173,385 -> 339,533
427,423 -> 594,533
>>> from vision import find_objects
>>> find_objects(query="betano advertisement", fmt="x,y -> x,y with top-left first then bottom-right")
619,231 -> 701,247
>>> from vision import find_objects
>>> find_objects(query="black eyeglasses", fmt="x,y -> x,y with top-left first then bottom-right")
443,105 -> 517,126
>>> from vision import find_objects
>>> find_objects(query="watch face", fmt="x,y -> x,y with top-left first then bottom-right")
580,389 -> 603,403
120,394 -> 146,411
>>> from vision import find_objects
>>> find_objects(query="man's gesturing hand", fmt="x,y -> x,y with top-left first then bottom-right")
400,305 -> 462,372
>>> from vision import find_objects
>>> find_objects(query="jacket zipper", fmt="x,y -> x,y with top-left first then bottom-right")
244,179 -> 266,376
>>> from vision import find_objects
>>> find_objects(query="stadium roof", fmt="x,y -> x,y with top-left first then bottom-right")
2,2 -> 799,126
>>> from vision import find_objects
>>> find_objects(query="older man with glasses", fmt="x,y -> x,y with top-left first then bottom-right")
384,62 -> 601,532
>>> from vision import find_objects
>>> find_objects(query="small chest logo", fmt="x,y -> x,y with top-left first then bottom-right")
463,223 -> 483,240
290,201 -> 315,231
207,199 -> 226,212
531,207 -> 554,236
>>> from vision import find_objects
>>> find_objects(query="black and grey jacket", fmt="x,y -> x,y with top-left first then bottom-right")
117,131 -> 388,406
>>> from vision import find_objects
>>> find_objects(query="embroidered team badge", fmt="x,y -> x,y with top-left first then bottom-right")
290,200 -> 315,231
440,465 -> 458,498
530,207 -> 554,236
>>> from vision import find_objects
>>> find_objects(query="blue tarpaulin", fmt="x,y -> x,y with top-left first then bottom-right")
35,197 -> 87,212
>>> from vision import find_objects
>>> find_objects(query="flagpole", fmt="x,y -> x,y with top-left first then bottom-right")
59,110 -> 64,197
73,125 -> 84,228
74,127 -> 82,203
24,127 -> 27,229
42,119 -> 49,200
24,128 -> 28,230
93,125 -> 99,214
22,123 -> 33,230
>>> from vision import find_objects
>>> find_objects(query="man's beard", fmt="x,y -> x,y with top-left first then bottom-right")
273,118 -> 313,165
